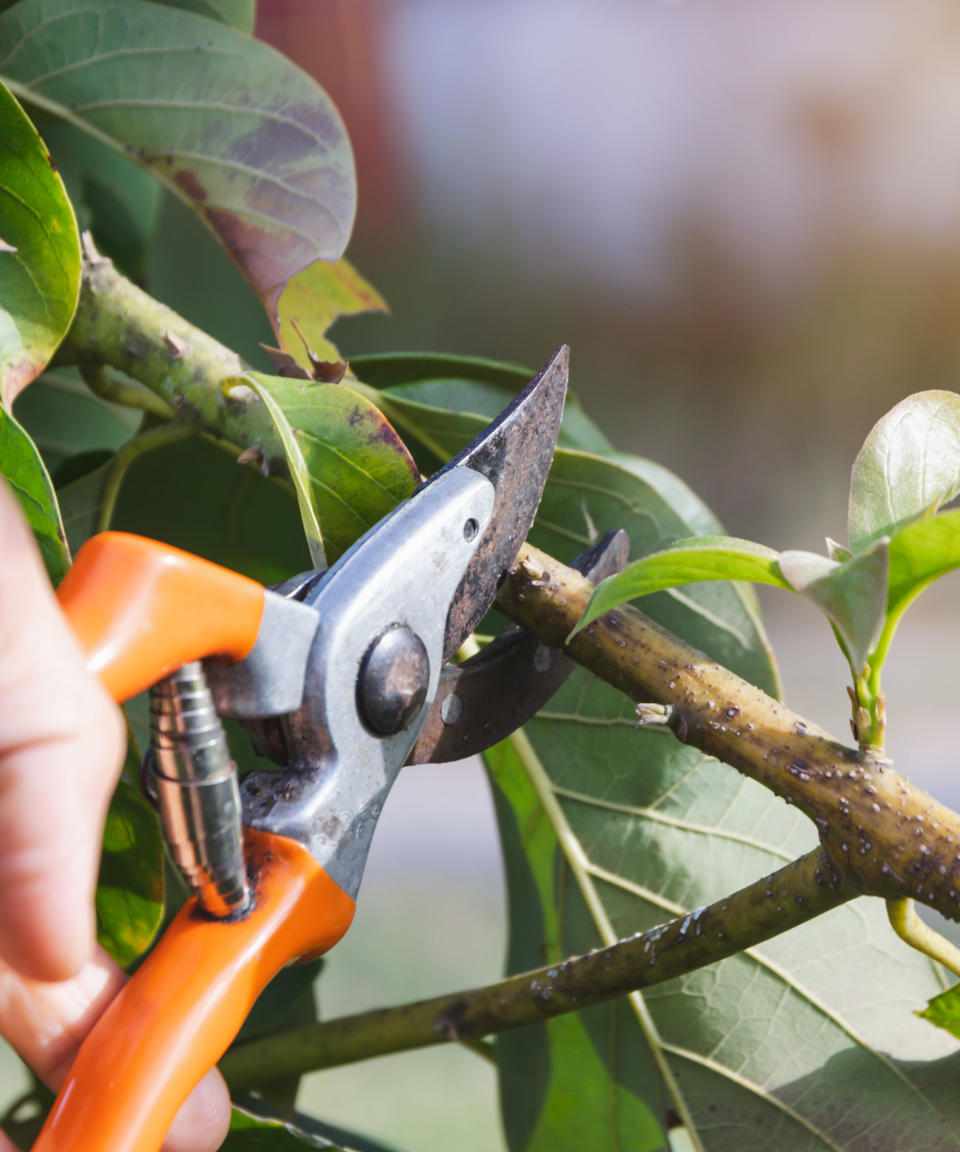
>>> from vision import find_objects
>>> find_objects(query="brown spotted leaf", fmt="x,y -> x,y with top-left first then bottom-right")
277,258 -> 387,369
0,0 -> 355,321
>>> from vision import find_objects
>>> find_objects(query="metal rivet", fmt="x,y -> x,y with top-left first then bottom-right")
440,693 -> 463,726
357,625 -> 430,736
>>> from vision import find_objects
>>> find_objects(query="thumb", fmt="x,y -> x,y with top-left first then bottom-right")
0,483 -> 125,981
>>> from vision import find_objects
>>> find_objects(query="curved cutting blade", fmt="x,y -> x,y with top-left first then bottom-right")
422,345 -> 568,659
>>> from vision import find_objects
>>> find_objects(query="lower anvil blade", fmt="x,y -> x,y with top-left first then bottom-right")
408,530 -> 629,764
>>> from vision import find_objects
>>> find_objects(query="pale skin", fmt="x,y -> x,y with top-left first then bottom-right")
0,483 -> 230,1151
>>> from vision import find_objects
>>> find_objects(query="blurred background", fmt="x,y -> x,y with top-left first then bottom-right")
255,3 -> 960,1149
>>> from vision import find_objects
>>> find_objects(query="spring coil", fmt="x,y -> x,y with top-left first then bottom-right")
147,661 -> 250,918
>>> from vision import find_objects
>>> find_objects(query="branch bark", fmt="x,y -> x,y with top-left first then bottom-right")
61,244 -> 285,470
496,543 -> 960,923
221,847 -> 851,1091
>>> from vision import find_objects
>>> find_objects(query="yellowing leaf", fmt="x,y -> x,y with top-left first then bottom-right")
277,259 -> 387,371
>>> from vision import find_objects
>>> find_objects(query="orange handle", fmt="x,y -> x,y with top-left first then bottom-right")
56,532 -> 265,701
32,829 -> 355,1152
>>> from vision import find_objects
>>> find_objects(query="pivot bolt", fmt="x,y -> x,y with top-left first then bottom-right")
358,625 -> 430,736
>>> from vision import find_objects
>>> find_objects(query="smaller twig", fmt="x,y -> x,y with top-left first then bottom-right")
79,363 -> 175,420
221,847 -> 852,1092
887,897 -> 960,980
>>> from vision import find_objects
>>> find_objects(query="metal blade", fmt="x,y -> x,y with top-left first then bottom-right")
424,345 -> 568,659
408,530 -> 629,764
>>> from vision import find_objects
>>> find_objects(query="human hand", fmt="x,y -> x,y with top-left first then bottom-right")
0,482 -> 230,1151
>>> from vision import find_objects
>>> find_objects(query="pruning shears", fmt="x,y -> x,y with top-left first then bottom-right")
32,347 -> 625,1152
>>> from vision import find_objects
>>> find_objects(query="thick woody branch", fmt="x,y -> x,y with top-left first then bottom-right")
61,243 -> 286,471
496,544 -> 960,923
221,847 -> 851,1091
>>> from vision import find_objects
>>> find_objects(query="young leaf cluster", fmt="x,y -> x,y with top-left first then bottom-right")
576,390 -> 960,749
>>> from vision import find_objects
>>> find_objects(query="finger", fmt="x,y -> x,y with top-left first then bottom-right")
161,1067 -> 232,1152
0,945 -> 232,1152
0,482 -> 126,981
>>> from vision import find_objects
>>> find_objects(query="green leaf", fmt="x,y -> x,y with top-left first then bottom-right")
0,0 -> 355,321
352,350 -> 614,458
96,738 -> 163,966
780,539 -> 889,672
106,434 -> 310,583
241,373 -> 327,568
489,448 -> 781,1151
57,454 -> 114,554
826,537 -> 852,563
533,450 -> 780,694
224,1108 -> 348,1150
849,390 -> 960,552
863,509 -> 960,676
490,744 -> 668,1152
278,260 -> 387,369
886,510 -> 960,630
918,985 -> 960,1043
572,532 -> 891,674
34,112 -> 162,283
0,403 -> 68,581
351,350 -> 534,392
155,0 -> 255,31
146,188 -> 275,368
609,454 -> 725,538
228,1106 -> 405,1152
237,373 -> 420,562
489,679 -> 960,1150
0,79 -> 80,407
572,536 -> 789,638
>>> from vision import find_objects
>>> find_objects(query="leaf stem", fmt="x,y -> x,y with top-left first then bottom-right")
221,847 -> 851,1093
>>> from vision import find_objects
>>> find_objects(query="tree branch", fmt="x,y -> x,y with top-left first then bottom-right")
221,846 -> 851,1091
61,241 -> 286,472
495,544 -> 960,924
59,249 -> 960,1070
